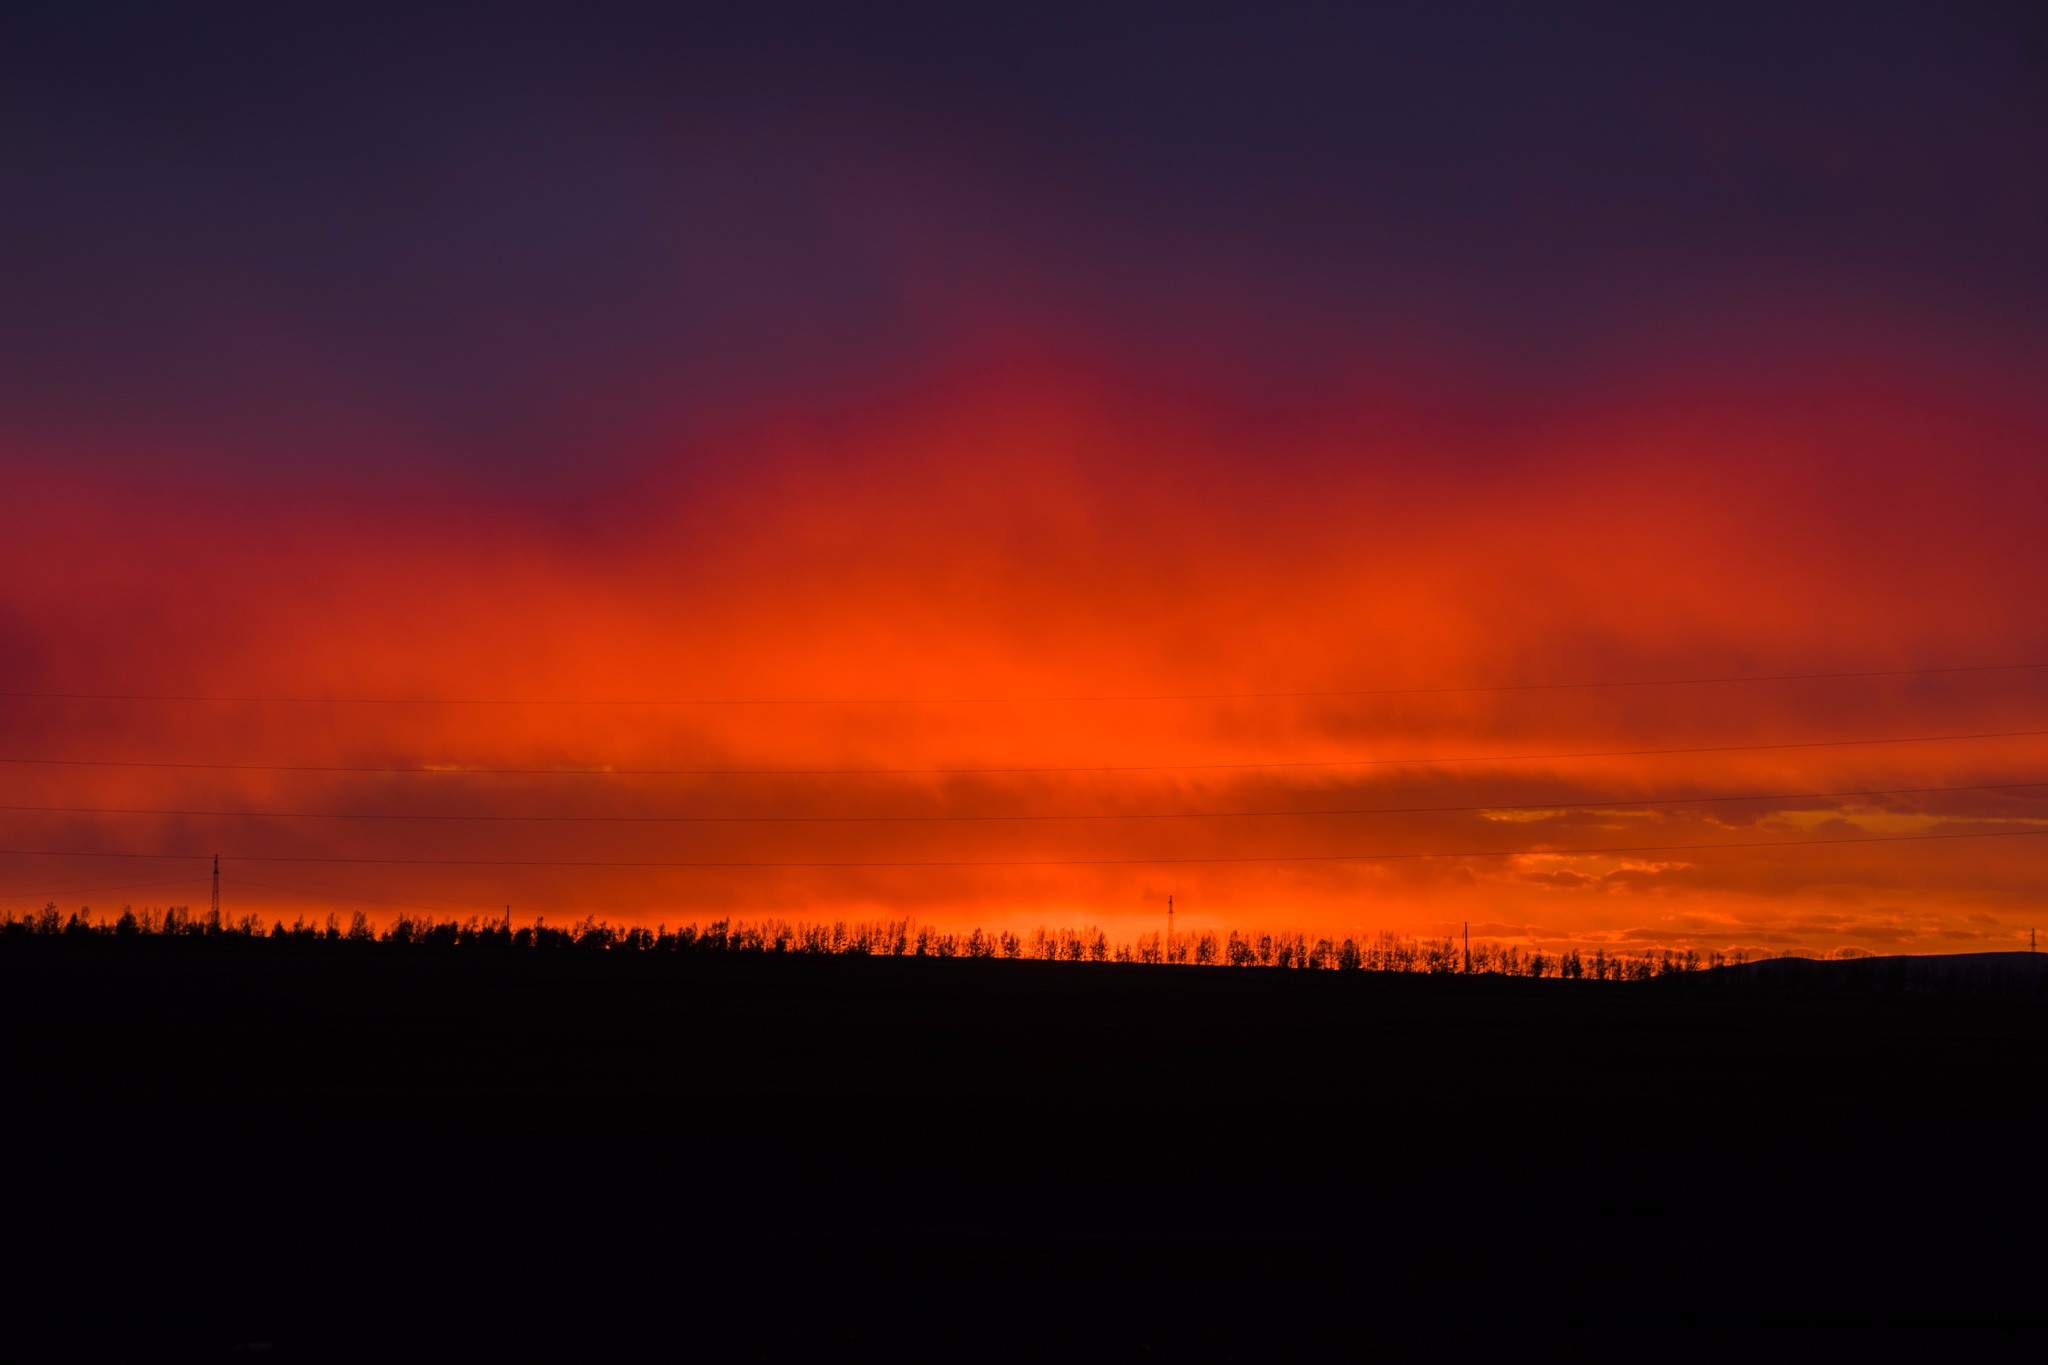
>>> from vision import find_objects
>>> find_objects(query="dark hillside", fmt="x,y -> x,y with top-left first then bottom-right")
3,941 -> 2044,1358
1703,950 -> 2048,996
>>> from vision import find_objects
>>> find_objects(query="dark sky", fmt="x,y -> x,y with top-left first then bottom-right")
5,2 -> 2044,482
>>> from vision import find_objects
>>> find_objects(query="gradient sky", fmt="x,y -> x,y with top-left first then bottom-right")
4,3 -> 2046,954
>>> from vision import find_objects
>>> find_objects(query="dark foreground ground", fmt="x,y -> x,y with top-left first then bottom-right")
3,943 -> 2044,1360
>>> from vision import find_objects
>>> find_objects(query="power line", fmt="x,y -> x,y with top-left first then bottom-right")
3,725 -> 2046,777
239,861 -> 579,917
1,779 -> 2041,826
0,873 -> 210,901
230,873 -> 512,918
2,826 -> 2044,870
2,660 -> 2043,707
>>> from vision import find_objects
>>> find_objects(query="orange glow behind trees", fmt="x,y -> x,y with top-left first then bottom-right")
5,359 -> 2046,955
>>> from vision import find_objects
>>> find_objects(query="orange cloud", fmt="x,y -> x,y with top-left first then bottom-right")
3,359 -> 2045,955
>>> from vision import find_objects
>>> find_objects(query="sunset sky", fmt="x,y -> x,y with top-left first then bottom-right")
4,3 -> 2046,955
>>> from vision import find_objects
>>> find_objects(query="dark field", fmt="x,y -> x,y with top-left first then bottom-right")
5,942 -> 2045,1359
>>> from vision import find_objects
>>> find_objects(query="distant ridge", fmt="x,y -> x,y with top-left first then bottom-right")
1702,950 -> 2047,997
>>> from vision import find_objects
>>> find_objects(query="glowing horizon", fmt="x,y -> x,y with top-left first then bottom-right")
6,357 -> 2046,957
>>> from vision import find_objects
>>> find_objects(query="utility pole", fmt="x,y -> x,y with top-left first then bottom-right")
1463,920 -> 1470,974
210,854 -> 220,925
1167,893 -> 1174,962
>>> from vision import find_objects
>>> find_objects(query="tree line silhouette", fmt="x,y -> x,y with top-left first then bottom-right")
0,901 -> 1742,979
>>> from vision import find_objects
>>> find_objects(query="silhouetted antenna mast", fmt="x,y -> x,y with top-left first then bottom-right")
210,854 -> 220,923
1167,893 -> 1174,961
1463,920 -> 1470,974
